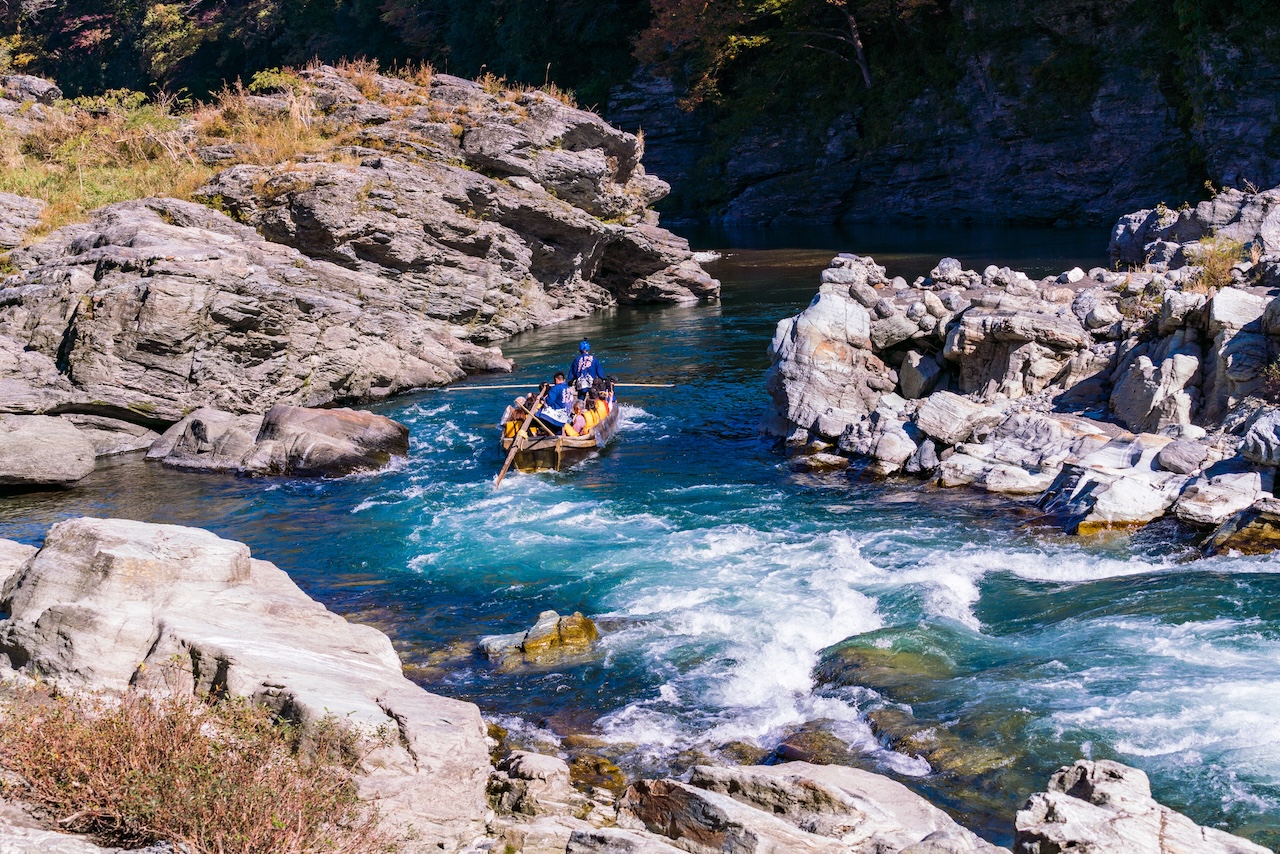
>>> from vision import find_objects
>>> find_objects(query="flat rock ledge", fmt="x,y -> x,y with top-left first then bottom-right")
765,186 -> 1280,553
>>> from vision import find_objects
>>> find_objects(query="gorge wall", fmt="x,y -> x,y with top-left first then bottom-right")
608,0 -> 1280,226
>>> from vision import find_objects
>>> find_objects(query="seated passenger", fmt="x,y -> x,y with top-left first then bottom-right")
564,402 -> 588,437
538,373 -> 571,432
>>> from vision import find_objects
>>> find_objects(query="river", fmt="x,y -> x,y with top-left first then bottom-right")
2,224 -> 1278,848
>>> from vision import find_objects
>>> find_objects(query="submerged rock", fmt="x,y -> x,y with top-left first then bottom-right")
479,610 -> 600,670
1015,760 -> 1270,854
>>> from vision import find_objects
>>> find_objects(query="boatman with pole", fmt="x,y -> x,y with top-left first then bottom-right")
569,340 -> 604,397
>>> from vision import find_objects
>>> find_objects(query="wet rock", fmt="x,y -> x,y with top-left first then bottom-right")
815,639 -> 955,702
479,610 -> 600,670
1015,760 -> 1270,854
569,752 -> 627,795
0,517 -> 492,849
1175,468 -> 1273,527
1209,497 -> 1280,555
0,414 -> 96,489
866,707 -> 1011,780
772,723 -> 862,766
716,741 -> 772,766
621,778 -> 848,854
791,451 -> 851,472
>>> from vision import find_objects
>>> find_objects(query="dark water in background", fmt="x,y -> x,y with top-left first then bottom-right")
3,227 -> 1280,847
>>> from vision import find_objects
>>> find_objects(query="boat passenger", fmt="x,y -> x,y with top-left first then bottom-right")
537,372 -> 572,433
564,402 -> 588,437
569,340 -> 604,396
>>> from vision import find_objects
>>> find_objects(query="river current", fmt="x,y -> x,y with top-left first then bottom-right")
3,225 -> 1279,848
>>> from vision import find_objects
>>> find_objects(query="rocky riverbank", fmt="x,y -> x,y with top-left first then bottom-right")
765,184 -> 1280,554
0,66 -> 718,489
0,517 -> 1267,854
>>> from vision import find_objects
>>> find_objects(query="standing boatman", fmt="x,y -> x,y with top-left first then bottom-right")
569,340 -> 604,396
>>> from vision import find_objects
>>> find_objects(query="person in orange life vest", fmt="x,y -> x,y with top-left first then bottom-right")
569,340 -> 604,396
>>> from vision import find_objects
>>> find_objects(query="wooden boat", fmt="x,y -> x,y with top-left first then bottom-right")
499,397 -> 621,472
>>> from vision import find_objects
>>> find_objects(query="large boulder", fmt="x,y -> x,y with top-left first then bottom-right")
765,273 -> 897,440
0,414 -> 96,488
0,518 -> 492,850
148,404 -> 409,477
914,392 -> 1004,446
1015,760 -> 1270,854
942,298 -> 1092,399
1037,433 -> 1189,533
621,764 -> 1007,854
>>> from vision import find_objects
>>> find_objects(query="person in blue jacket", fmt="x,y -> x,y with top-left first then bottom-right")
569,340 -> 604,396
540,371 -> 571,431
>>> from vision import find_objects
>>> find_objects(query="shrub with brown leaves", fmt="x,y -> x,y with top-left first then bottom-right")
0,685 -> 397,854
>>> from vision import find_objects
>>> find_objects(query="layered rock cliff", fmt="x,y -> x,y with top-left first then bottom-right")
0,66 -> 718,485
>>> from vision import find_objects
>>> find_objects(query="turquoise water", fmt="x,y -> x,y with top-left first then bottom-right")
3,232 -> 1280,847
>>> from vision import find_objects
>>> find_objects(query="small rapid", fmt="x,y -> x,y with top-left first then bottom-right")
2,230 -> 1279,847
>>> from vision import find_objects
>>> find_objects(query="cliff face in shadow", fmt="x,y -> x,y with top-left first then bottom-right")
608,0 -> 1280,226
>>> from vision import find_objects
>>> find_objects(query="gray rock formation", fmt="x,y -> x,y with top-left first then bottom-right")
1014,760 -> 1270,854
763,228 -> 1280,550
0,198 -> 509,423
620,763 -> 1007,854
0,518 -> 492,851
147,404 -> 408,477
610,12 -> 1280,227
0,66 -> 716,487
0,414 -> 95,488
0,192 -> 45,250
478,610 -> 600,671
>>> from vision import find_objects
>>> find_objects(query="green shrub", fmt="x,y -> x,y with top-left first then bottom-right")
1187,235 -> 1247,293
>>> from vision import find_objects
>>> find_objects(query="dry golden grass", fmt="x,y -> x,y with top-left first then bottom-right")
1186,235 -> 1246,293
0,84 -> 338,235
0,683 -> 397,853
0,59 -> 579,236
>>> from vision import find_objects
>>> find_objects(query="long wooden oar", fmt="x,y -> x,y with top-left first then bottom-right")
494,389 -> 546,487
444,382 -> 674,390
